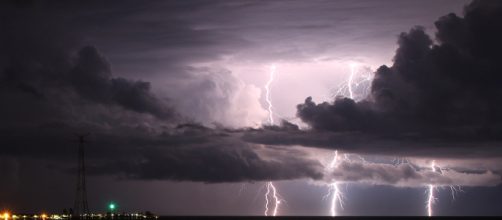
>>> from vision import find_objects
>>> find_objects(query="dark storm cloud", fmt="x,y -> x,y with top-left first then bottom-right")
0,1 -> 177,121
0,45 -> 321,182
240,1 -> 502,190
298,0 -> 502,137
0,0 -> 471,128
80,123 -> 324,183
0,44 -> 176,121
1,122 -> 324,182
0,1 -> 324,183
243,0 -> 502,157
6,0 -> 502,215
87,137 -> 324,183
2,0 -> 500,185
242,123 -> 502,187
243,1 -> 502,192
0,1 -> 320,182
71,46 -> 174,119
242,123 -> 502,159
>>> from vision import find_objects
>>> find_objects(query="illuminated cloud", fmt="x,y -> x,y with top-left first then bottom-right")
327,159 -> 501,187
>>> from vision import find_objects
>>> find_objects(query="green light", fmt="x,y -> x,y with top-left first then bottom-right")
109,203 -> 116,211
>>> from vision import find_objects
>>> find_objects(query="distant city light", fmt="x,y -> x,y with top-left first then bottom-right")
3,212 -> 9,220
0,212 -> 157,220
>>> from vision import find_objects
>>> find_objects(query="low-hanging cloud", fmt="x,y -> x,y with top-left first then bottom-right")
327,159 -> 501,187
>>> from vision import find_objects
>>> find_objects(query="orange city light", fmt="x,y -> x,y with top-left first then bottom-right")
3,212 -> 10,219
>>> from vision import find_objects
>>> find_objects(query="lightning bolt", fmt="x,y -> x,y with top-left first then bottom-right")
264,182 -> 282,216
449,185 -> 463,201
325,63 -> 370,217
348,63 -> 356,99
425,160 -> 464,216
427,160 -> 436,217
329,183 -> 342,217
332,62 -> 373,101
265,64 -> 276,125
264,182 -> 270,216
263,64 -> 283,216
323,150 -> 344,217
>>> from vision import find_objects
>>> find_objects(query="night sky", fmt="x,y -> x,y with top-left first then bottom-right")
2,0 -> 502,216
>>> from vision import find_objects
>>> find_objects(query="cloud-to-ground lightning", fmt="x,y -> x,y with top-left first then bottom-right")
324,49 -> 483,218
264,183 -> 270,216
325,63 -> 372,216
424,160 -> 464,216
262,64 -> 283,216
331,62 -> 373,101
323,150 -> 344,217
264,182 -> 282,216
331,63 -> 463,217
427,160 -> 436,217
324,63 -> 372,216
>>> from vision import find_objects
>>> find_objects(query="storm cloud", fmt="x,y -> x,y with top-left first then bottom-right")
297,0 -> 502,140
0,1 -> 319,183
327,159 -> 501,187
242,0 -> 502,187
1,0 -> 501,189
0,5 -> 177,123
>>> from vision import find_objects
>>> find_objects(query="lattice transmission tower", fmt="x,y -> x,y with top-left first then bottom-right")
73,134 -> 90,217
